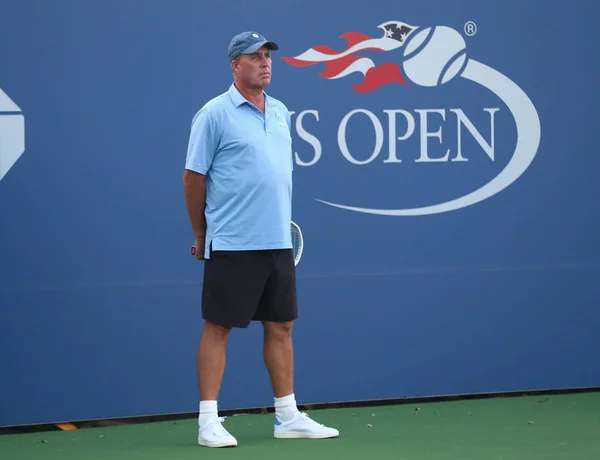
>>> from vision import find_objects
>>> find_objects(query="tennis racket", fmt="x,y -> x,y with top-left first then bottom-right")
290,220 -> 303,266
190,220 -> 304,266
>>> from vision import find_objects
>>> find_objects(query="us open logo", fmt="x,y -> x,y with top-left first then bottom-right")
0,87 -> 25,182
282,21 -> 541,216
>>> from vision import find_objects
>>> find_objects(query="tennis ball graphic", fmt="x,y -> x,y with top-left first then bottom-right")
402,26 -> 467,87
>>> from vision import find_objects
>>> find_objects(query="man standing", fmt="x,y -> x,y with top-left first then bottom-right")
183,31 -> 339,448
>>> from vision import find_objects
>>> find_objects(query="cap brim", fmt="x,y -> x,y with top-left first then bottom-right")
241,40 -> 279,55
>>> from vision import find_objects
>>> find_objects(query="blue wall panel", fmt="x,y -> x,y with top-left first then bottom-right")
1,0 -> 598,426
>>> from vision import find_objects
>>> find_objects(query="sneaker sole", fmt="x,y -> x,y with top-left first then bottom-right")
274,431 -> 339,439
198,439 -> 238,448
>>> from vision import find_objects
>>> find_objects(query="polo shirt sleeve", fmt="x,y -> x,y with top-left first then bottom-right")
185,108 -> 220,175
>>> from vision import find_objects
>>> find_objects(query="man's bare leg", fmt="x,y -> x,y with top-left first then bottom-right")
198,321 -> 230,400
196,321 -> 238,447
197,321 -> 230,426
263,321 -> 294,397
262,320 -> 300,424
262,320 -> 339,439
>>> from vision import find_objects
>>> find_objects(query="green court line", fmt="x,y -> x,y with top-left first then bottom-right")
1,392 -> 599,460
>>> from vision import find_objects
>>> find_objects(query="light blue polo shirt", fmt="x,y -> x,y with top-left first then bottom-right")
185,83 -> 294,259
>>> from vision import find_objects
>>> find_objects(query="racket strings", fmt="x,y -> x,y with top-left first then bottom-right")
290,223 -> 303,265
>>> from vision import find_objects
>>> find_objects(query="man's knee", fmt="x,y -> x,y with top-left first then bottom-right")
263,321 -> 294,340
202,320 -> 232,341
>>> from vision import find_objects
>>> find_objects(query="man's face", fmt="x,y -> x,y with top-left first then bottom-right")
234,46 -> 272,89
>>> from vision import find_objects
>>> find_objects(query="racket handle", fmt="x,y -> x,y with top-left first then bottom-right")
190,245 -> 196,256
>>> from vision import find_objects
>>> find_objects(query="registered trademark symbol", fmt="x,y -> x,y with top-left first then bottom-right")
464,21 -> 477,36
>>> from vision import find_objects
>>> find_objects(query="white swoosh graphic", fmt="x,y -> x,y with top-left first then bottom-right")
0,88 -> 21,112
316,59 -> 542,215
0,88 -> 25,182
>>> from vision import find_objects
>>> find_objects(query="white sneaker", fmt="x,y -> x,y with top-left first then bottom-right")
198,416 -> 238,448
274,412 -> 340,439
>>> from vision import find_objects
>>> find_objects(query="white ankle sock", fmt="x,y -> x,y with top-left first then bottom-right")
198,400 -> 218,428
274,393 -> 299,422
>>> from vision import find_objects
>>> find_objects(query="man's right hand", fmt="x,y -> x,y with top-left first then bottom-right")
194,237 -> 205,260
183,169 -> 208,261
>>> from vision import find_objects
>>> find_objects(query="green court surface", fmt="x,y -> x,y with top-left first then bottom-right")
1,392 -> 599,460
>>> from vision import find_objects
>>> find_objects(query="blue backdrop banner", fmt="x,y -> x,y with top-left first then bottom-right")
1,0 -> 598,427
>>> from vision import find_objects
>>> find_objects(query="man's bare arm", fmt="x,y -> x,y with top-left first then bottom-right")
183,169 -> 207,240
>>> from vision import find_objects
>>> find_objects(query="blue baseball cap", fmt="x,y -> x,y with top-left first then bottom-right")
228,31 -> 279,62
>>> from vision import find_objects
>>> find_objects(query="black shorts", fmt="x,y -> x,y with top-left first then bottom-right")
201,248 -> 298,328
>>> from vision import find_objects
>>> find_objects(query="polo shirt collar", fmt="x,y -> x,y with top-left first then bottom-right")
228,83 -> 275,108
